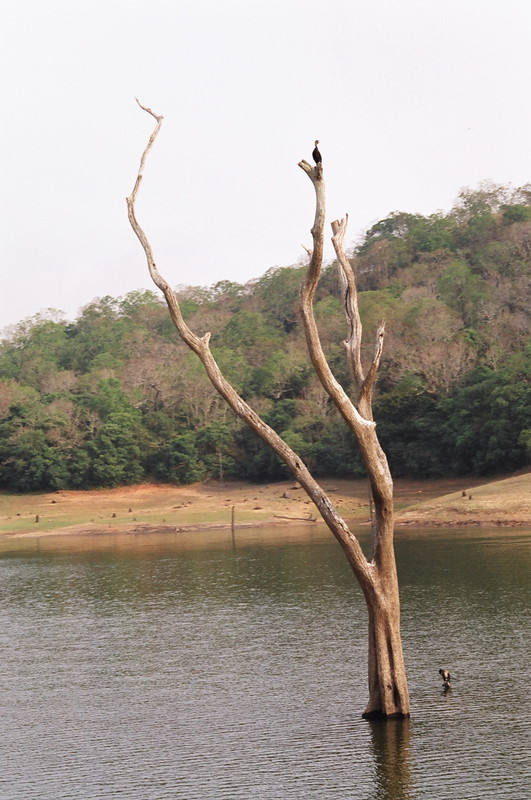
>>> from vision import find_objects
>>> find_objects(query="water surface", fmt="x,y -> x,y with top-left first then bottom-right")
0,525 -> 529,799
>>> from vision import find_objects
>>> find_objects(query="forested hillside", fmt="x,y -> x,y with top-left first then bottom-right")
1,183 -> 529,491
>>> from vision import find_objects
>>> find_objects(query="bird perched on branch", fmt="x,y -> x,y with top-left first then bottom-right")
312,140 -> 322,165
439,668 -> 451,688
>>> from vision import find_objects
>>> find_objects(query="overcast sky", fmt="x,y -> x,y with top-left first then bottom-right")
2,0 -> 530,331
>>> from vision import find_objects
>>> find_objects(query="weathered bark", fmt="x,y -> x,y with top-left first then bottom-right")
298,159 -> 409,718
127,102 -> 410,718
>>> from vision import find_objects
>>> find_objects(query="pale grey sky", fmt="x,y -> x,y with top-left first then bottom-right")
2,0 -> 530,330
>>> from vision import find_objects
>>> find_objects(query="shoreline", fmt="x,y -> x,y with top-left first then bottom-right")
1,472 -> 529,539
2,517 -> 527,541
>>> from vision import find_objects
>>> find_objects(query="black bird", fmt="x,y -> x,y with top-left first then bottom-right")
312,139 -> 322,165
439,668 -> 451,687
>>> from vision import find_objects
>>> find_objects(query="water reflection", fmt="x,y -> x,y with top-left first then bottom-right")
368,719 -> 413,800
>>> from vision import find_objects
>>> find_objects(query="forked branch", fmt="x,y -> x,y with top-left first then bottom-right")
331,215 -> 386,414
331,215 -> 364,389
298,161 -> 394,552
127,103 -> 372,583
298,162 -> 375,433
127,105 -> 409,718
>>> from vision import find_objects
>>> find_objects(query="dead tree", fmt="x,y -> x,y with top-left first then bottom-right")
127,101 -> 410,718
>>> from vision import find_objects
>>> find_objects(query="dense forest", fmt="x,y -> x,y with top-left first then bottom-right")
1,183 -> 529,491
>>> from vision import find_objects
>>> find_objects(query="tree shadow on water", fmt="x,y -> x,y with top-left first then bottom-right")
367,718 -> 414,800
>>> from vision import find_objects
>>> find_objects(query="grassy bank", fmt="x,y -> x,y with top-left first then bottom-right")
395,471 -> 531,526
0,472 -> 529,538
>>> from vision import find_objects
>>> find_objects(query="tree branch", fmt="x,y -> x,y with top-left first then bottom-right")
127,108 -> 409,717
362,320 -> 386,410
127,104 -> 373,584
299,159 -> 394,565
330,215 -> 386,414
298,163 -> 375,432
331,215 -> 365,390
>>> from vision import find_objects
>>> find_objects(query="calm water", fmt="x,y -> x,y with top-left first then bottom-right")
0,525 -> 529,799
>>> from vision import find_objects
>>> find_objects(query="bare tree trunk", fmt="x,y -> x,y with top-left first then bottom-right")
297,159 -> 409,718
127,101 -> 410,718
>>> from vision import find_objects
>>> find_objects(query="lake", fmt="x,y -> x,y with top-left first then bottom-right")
0,524 -> 529,799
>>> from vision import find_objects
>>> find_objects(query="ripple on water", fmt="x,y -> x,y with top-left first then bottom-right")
0,529 -> 529,799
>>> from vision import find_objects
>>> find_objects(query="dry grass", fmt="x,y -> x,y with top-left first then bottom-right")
0,472 -> 529,538
396,471 -> 531,526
